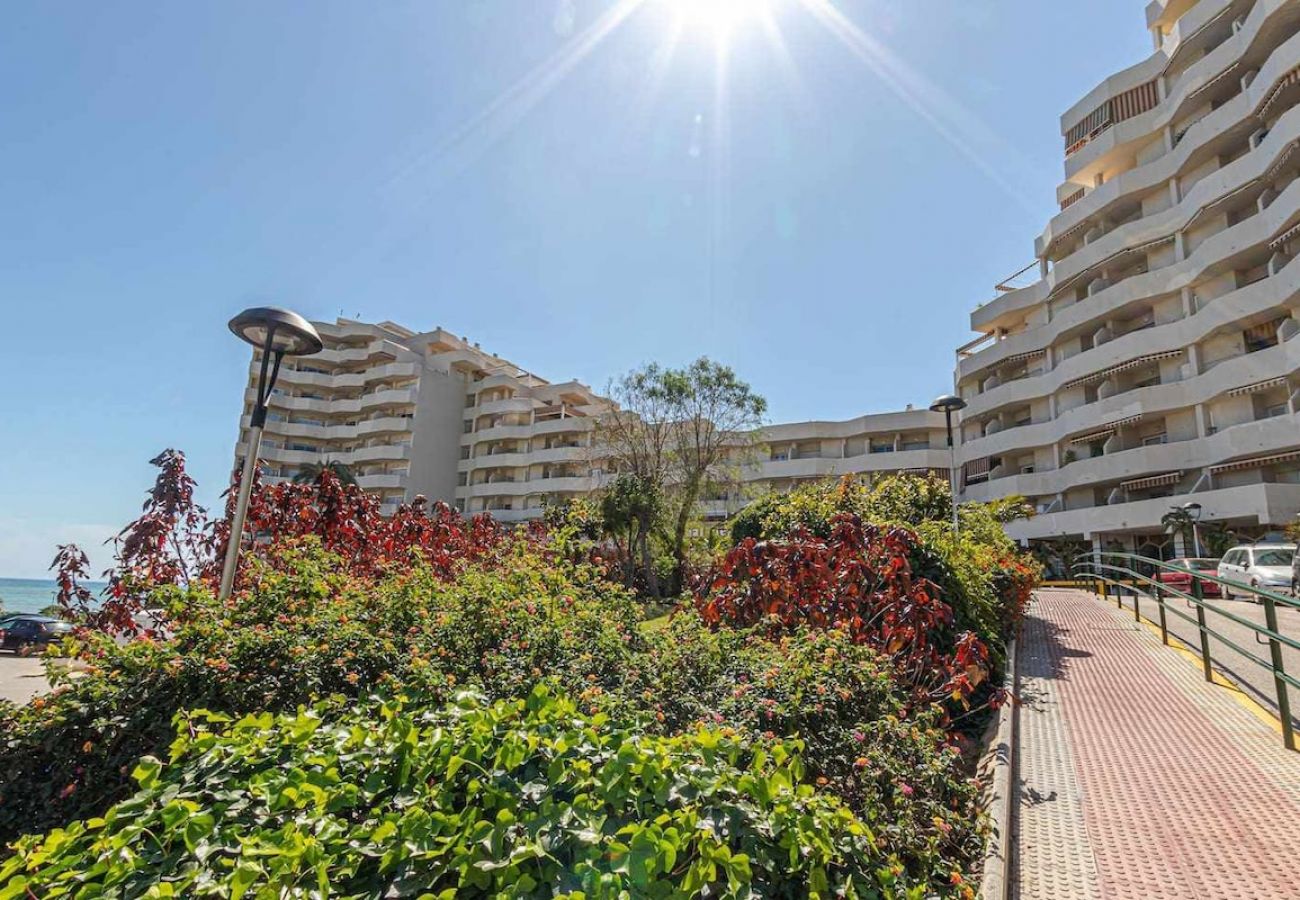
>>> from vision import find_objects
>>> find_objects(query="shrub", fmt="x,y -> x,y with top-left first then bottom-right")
617,613 -> 986,892
722,475 -> 1039,657
696,515 -> 990,705
1,687 -> 899,899
0,539 -> 643,847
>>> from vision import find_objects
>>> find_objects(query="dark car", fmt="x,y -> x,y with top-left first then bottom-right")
1157,558 -> 1222,598
0,615 -> 74,653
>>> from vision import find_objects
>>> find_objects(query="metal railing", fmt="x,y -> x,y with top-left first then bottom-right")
1072,551 -> 1298,751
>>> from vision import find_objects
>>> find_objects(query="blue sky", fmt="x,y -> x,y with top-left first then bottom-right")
0,0 -> 1150,578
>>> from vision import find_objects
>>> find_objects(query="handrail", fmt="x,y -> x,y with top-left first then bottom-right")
1072,550 -> 1297,752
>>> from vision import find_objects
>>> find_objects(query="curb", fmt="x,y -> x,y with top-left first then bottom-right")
977,635 -> 1018,900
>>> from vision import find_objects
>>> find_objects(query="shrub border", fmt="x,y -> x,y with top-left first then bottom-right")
976,633 -> 1018,900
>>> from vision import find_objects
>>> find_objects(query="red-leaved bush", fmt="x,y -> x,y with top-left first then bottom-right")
695,514 -> 990,705
53,450 -> 515,634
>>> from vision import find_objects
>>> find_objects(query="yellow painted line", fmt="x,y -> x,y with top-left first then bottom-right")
1097,591 -> 1286,737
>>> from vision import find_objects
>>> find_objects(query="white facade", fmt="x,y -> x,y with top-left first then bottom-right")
956,0 -> 1300,550
235,318 -> 947,522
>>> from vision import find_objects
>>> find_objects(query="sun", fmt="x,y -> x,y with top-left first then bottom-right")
663,0 -> 774,35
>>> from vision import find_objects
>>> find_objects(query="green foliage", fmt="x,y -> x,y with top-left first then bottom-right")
0,539 -> 643,846
616,613 -> 985,889
2,687 -> 891,899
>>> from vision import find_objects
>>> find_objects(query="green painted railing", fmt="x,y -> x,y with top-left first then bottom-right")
1072,551 -> 1298,752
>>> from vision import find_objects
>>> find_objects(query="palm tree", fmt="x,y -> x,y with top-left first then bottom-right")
292,460 -> 358,486
1161,507 -> 1196,555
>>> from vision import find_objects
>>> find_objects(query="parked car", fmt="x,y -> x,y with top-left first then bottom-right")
1157,558 -> 1221,597
1217,544 -> 1297,599
0,614 -> 73,653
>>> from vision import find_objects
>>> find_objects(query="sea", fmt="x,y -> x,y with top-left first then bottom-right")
0,578 -> 109,615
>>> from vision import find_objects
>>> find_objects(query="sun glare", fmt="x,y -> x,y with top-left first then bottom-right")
665,0 -> 772,35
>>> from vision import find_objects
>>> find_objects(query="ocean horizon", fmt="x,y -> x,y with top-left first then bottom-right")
0,577 -> 110,615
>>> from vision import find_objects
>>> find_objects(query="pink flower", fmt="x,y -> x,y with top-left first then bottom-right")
852,730 -> 865,742
899,782 -> 914,797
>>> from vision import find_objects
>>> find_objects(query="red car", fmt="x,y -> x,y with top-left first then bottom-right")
1157,558 -> 1222,597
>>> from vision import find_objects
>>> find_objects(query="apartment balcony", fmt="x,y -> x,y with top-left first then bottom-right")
960,337 -> 1300,462
464,475 -> 594,499
748,448 -> 949,482
355,472 -> 408,491
254,386 -> 419,417
530,416 -> 595,437
1004,481 -> 1300,543
470,397 -> 536,418
252,414 -> 416,442
1042,22 -> 1300,258
274,361 -> 419,390
963,412 -> 1300,505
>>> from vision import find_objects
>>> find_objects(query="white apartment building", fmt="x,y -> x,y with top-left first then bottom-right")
236,318 -> 949,522
955,0 -> 1300,554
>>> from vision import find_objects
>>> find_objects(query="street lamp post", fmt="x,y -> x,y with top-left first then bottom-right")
219,307 -> 323,601
929,394 -> 968,534
1182,501 -> 1204,557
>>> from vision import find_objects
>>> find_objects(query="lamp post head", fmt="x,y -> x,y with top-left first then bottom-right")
229,307 -> 323,356
1181,501 -> 1203,521
929,394 -> 967,414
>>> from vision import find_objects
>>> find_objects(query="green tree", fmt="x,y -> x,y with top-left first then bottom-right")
598,475 -> 664,591
292,460 -> 358,486
1161,506 -> 1195,552
658,359 -> 767,593
594,359 -> 766,596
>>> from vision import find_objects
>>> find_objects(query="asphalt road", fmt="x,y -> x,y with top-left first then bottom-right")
0,655 -> 52,705
1107,588 -> 1300,733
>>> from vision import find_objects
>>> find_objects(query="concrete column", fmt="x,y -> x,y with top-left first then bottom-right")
1194,403 -> 1209,438
1174,231 -> 1187,261
1181,285 -> 1196,317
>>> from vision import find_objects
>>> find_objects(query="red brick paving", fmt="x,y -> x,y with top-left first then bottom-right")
1017,589 -> 1300,900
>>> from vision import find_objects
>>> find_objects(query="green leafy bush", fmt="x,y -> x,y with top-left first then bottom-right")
0,539 -> 644,847
1,687 -> 897,899
614,613 -> 986,891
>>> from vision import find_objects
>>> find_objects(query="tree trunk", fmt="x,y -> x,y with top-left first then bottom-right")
670,479 -> 700,596
638,514 -> 660,599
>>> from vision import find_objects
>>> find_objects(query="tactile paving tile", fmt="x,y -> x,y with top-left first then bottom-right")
1013,605 -> 1102,900
1019,589 -> 1300,900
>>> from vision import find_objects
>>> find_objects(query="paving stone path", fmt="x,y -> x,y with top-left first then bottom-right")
1013,588 -> 1300,900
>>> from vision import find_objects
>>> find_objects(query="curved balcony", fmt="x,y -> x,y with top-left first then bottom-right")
274,361 -> 419,390
1047,96 -> 1300,295
964,413 -> 1300,504
261,385 -> 419,416
356,472 -> 408,492
760,411 -> 943,442
961,337 -> 1300,462
1045,19 -> 1300,253
963,187 -> 1300,415
747,448 -> 949,483
1003,481 -> 1300,542
471,397 -> 535,418
254,415 -> 415,441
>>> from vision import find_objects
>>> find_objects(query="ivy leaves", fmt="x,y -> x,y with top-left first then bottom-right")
1,687 -> 886,899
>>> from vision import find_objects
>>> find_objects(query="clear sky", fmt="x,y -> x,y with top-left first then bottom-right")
0,0 -> 1151,578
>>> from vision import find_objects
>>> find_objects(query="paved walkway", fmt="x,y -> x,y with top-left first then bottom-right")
1107,588 -> 1300,733
1013,588 -> 1300,900
0,655 -> 51,705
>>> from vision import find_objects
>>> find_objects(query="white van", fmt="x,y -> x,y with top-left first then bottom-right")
1216,543 -> 1296,599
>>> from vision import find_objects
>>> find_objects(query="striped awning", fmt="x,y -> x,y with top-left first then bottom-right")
1062,349 -> 1183,389
1260,66 -> 1300,119
1266,140 -> 1300,180
1121,471 -> 1182,491
1228,376 -> 1288,397
1187,62 -> 1239,101
1270,220 -> 1300,250
1005,348 -> 1047,365
1068,427 -> 1115,444
1112,80 -> 1159,123
1210,449 -> 1300,475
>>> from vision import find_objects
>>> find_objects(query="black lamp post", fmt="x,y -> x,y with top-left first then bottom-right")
1182,501 -> 1204,557
929,394 -> 968,533
219,307 -> 323,600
